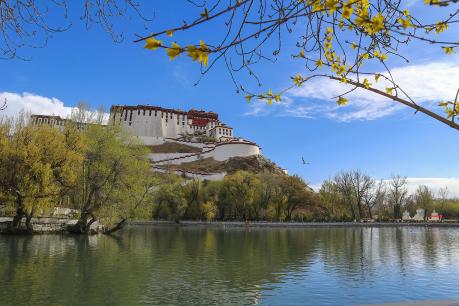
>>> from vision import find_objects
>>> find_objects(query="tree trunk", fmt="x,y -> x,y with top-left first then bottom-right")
9,198 -> 33,233
349,201 -> 356,221
104,218 -> 127,235
68,211 -> 98,234
367,206 -> 373,220
11,208 -> 24,229
357,203 -> 364,221
25,213 -> 33,233
394,204 -> 401,220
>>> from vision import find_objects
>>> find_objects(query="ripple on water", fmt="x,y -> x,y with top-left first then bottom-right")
1,226 -> 459,305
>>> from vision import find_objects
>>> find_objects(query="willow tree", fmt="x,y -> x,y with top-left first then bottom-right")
69,124 -> 152,234
0,119 -> 84,233
138,0 -> 459,130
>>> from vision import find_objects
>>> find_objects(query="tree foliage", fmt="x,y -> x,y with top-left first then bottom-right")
151,170 -> 316,222
139,0 -> 459,130
69,124 -> 151,234
0,116 -> 84,232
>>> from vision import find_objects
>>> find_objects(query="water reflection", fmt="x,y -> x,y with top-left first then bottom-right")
1,226 -> 459,305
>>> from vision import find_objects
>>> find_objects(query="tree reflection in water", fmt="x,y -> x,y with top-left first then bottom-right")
1,226 -> 459,305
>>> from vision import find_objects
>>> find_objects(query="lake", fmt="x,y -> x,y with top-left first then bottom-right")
1,225 -> 459,306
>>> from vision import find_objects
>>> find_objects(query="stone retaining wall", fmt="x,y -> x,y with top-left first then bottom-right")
0,217 -> 78,234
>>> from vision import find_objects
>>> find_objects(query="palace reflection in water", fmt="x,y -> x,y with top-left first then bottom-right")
1,226 -> 459,306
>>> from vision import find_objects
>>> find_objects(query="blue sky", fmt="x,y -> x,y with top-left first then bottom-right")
1,1 -> 459,195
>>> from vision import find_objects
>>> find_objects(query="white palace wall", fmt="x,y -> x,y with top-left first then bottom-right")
113,109 -> 191,140
112,107 -> 220,142
213,142 -> 260,161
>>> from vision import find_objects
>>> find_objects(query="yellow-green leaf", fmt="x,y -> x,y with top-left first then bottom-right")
337,96 -> 348,105
167,42 -> 182,60
144,37 -> 162,51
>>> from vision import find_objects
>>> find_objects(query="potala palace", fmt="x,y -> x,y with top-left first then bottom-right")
31,104 -> 280,180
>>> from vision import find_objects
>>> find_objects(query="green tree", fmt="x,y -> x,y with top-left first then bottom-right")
266,186 -> 286,221
414,185 -> 434,220
0,119 -> 84,233
280,175 -> 314,221
69,124 -> 150,234
319,180 -> 348,221
183,178 -> 206,220
221,171 -> 259,220
201,201 -> 218,221
153,174 -> 187,222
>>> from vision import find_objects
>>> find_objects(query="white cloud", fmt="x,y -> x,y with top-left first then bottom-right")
0,92 -> 109,123
404,177 -> 459,198
0,92 -> 75,119
245,57 -> 459,122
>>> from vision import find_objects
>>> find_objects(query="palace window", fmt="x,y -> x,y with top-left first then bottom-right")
129,110 -> 133,122
143,110 -> 146,116
149,110 -> 152,116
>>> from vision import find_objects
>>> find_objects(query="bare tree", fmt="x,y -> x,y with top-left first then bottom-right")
364,179 -> 385,219
70,102 -> 106,125
335,170 -> 373,220
137,0 -> 459,130
388,175 -> 407,219
438,187 -> 449,215
349,170 -> 374,220
335,171 -> 356,220
0,0 -> 149,59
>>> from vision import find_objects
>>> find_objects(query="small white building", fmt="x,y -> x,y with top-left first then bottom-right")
31,115 -> 67,130
31,114 -> 88,130
428,209 -> 441,222
412,208 -> 425,221
402,210 -> 411,221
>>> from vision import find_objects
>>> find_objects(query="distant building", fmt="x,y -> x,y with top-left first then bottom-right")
402,210 -> 411,221
110,105 -> 234,144
412,208 -> 425,221
30,114 -> 67,130
31,104 -> 264,170
30,114 -> 88,130
429,209 -> 441,222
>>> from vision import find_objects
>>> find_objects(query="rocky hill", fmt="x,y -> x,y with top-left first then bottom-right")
156,154 -> 286,176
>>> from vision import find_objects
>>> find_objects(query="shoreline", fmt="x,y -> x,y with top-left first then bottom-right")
2,217 -> 459,235
129,220 -> 459,228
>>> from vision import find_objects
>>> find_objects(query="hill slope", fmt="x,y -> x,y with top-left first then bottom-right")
157,155 -> 285,176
